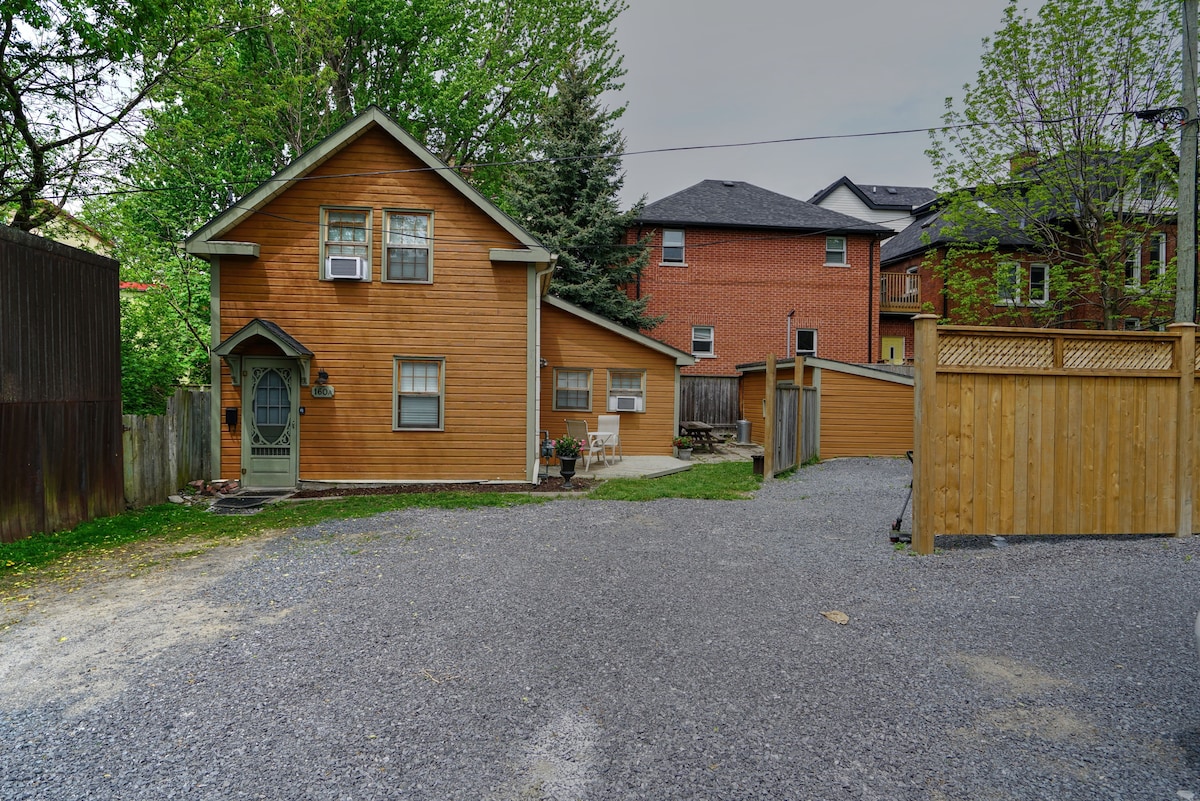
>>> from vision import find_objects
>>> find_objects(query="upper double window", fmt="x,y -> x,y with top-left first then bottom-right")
319,207 -> 434,282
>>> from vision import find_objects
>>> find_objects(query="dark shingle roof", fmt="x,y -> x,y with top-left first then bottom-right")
635,180 -> 891,234
880,209 -> 1037,266
808,177 -> 939,211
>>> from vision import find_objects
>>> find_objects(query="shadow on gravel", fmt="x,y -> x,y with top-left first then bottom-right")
1177,728 -> 1200,774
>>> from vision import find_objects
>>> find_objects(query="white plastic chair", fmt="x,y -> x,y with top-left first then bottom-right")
596,414 -> 623,462
565,419 -> 607,471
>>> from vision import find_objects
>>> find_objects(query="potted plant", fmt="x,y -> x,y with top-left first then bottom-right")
555,435 -> 582,487
673,435 -> 693,460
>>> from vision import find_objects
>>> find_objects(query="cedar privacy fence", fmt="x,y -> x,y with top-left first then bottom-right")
680,376 -> 740,429
123,388 -> 212,507
912,315 -> 1197,555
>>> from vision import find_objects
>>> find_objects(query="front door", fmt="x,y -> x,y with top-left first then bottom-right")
881,336 -> 905,365
242,358 -> 299,488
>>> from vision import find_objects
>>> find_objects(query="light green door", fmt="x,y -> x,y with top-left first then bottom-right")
242,358 -> 299,488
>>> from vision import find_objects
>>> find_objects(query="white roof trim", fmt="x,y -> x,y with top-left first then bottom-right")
187,241 -> 259,257
544,295 -> 695,366
186,106 -> 545,254
738,356 -> 914,386
490,246 -> 553,264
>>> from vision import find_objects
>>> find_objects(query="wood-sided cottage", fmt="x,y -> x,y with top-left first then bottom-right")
186,106 -> 691,488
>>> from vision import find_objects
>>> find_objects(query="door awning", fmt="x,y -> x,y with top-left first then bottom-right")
213,318 -> 314,386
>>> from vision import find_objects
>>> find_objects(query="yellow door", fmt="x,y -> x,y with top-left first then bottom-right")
882,337 -> 905,365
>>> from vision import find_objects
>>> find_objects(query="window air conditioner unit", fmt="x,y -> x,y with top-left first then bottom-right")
610,395 -> 643,412
326,255 -> 366,280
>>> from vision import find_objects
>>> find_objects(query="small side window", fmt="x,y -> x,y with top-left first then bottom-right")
394,357 -> 443,430
796,329 -> 817,357
825,236 -> 847,266
322,207 -> 371,281
553,368 -> 592,411
692,325 -> 714,357
662,229 -> 685,264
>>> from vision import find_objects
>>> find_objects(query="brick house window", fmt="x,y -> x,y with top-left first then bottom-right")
825,236 -> 847,265
796,329 -> 817,356
662,229 -> 685,264
692,325 -> 714,357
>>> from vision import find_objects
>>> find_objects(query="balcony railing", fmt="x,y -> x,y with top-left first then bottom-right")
881,272 -> 921,314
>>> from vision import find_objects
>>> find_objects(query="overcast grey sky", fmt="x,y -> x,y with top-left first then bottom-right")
606,0 -> 1031,207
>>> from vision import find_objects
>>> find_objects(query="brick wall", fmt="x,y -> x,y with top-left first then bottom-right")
629,225 -> 880,375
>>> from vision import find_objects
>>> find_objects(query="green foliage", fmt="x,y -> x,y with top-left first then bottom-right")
926,0 -> 1180,329
586,462 -> 761,501
504,58 -> 661,330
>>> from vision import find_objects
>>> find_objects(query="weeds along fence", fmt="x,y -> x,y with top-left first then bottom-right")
912,316 -> 1195,554
123,388 -> 211,507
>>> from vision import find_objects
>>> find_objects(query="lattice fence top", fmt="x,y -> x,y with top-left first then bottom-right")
1063,338 -> 1174,371
938,335 -> 1054,368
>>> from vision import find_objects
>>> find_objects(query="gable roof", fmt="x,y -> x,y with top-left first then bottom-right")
635,180 -> 891,235
543,295 -> 695,366
808,177 -> 938,212
186,106 -> 551,263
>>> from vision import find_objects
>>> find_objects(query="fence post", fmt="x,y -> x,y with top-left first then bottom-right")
764,355 -> 777,479
1170,323 -> 1196,537
794,355 -> 805,468
912,315 -> 939,555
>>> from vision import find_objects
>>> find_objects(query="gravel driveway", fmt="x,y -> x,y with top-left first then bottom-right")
3,457 -> 1199,800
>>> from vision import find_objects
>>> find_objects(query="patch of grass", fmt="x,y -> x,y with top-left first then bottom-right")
0,492 -> 542,577
586,461 -> 761,501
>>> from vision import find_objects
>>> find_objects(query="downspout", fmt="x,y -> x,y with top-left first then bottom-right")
867,233 -> 876,363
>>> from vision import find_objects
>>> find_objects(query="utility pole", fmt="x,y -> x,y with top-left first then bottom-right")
1179,0 -> 1198,322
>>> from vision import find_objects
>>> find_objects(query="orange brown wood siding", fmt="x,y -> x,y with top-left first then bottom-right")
217,126 -> 532,482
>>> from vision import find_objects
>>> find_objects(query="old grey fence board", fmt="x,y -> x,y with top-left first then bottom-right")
123,388 -> 212,507
681,376 -> 740,426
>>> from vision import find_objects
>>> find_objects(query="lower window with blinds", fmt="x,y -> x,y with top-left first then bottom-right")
394,357 -> 444,430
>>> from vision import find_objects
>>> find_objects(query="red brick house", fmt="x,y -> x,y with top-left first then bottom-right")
627,180 -> 892,377
879,200 -> 1178,362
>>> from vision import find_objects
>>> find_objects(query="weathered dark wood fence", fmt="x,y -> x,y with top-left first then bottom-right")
123,388 -> 212,507
681,376 -> 740,426
0,224 -> 123,543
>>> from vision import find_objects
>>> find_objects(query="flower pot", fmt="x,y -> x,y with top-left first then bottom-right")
558,457 -> 577,488
676,447 -> 692,460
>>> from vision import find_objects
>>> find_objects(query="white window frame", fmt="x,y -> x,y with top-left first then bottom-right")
662,229 -> 685,264
1125,240 -> 1141,288
553,368 -> 592,411
824,236 -> 848,266
384,209 -> 433,283
607,369 -> 646,413
691,325 -> 715,358
321,206 -> 372,282
1028,262 -> 1049,306
796,328 -> 817,357
1151,233 -> 1168,277
393,357 -> 444,431
996,261 -> 1020,305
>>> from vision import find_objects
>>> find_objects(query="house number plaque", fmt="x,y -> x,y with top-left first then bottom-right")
311,385 -> 335,398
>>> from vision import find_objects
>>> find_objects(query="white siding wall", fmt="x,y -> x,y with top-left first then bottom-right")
817,186 -> 914,233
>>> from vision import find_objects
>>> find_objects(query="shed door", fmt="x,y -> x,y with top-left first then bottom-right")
242,358 -> 299,488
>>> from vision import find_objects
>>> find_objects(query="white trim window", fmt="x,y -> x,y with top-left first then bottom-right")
691,325 -> 715,357
553,368 -> 592,411
825,236 -> 847,266
322,207 -> 371,281
796,328 -> 817,357
996,261 -> 1020,304
607,369 -> 646,413
394,357 -> 443,430
1028,263 -> 1049,305
385,210 -> 432,282
662,229 -> 685,264
1150,233 -> 1168,277
1125,240 -> 1141,288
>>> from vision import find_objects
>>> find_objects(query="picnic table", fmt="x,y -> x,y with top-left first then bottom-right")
679,421 -> 722,452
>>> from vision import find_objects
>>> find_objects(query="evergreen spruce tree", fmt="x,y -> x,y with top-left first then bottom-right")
505,59 -> 660,330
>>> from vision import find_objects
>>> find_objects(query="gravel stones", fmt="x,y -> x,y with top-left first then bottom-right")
2,457 -> 1199,800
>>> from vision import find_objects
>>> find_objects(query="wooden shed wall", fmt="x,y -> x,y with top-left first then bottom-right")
818,370 -> 914,457
215,126 -> 533,482
739,364 -> 808,445
539,304 -> 679,454
0,225 -> 123,542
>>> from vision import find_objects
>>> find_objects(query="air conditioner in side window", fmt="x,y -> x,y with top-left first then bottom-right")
326,255 -> 366,280
609,395 -> 643,412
